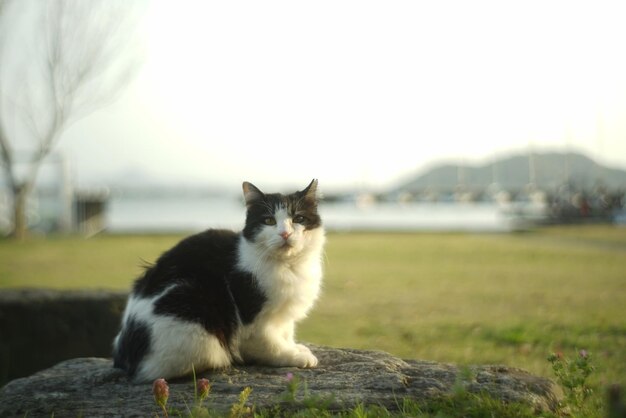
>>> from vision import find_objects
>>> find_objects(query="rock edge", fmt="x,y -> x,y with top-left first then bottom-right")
0,345 -> 560,417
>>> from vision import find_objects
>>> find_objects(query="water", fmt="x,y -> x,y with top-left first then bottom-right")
106,195 -> 524,233
107,195 -> 244,233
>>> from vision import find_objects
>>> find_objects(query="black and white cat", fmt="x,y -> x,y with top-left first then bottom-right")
113,180 -> 325,382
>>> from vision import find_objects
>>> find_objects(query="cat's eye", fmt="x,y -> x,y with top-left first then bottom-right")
263,216 -> 276,226
293,215 -> 308,224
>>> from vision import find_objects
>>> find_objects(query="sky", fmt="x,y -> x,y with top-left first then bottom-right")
21,1 -> 626,192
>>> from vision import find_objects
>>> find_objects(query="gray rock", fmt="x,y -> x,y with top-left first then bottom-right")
0,345 -> 560,417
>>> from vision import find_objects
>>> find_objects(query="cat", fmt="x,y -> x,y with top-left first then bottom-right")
112,179 -> 325,382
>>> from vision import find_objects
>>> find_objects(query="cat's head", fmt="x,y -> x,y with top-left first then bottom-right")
242,179 -> 323,258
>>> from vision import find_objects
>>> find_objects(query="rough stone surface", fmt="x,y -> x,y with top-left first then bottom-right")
0,345 -> 561,417
0,289 -> 127,386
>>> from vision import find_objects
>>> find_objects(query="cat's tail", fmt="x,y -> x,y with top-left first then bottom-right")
111,317 -> 151,379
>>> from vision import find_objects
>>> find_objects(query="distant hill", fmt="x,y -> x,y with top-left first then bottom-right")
397,152 -> 626,192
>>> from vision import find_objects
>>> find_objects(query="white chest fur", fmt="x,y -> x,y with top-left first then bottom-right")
237,230 -> 324,322
235,229 -> 325,367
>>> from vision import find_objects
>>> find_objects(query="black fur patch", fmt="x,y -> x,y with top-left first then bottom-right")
154,281 -> 239,347
132,229 -> 240,298
113,317 -> 151,378
229,271 -> 267,325
117,228 -> 268,368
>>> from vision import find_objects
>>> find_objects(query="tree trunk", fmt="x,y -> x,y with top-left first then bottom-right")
11,186 -> 29,240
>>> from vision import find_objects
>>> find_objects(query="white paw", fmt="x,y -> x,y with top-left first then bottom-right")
294,349 -> 318,368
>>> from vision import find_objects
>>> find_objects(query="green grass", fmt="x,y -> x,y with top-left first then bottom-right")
0,234 -> 180,289
314,227 -> 626,416
1,225 -> 625,415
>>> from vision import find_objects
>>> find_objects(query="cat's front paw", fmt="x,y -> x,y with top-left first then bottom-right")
294,349 -> 318,368
294,344 -> 317,367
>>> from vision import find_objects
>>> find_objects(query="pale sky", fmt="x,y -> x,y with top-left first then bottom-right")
53,0 -> 626,192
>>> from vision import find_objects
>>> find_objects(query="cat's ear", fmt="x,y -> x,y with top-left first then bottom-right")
242,182 -> 264,207
300,179 -> 319,203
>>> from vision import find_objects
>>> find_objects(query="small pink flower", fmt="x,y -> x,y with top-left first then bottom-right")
286,372 -> 294,382
197,378 -> 211,400
579,349 -> 589,359
153,378 -> 169,408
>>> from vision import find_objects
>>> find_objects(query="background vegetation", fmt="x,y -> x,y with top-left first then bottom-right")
1,225 -> 624,413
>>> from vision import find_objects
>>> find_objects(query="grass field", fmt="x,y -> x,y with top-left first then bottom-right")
1,225 -> 625,414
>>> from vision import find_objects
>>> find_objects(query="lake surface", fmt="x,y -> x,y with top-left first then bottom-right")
106,195 -> 530,233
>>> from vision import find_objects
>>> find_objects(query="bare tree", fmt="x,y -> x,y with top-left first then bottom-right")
0,0 -> 143,239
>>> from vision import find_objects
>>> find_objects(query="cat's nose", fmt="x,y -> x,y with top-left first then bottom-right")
280,231 -> 291,240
